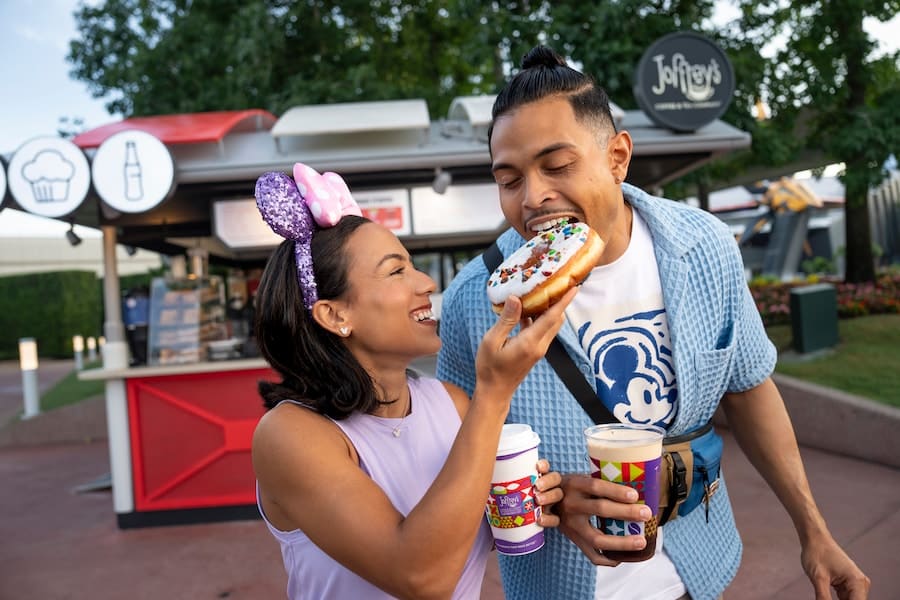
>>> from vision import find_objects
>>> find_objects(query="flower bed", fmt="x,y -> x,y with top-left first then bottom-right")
749,269 -> 900,327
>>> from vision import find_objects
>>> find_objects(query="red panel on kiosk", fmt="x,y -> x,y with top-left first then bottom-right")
128,368 -> 273,511
72,109 -> 277,149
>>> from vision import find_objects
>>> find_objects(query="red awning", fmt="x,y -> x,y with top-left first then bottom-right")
73,109 -> 277,149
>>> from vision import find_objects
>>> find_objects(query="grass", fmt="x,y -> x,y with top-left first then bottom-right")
33,315 -> 900,414
766,314 -> 900,407
39,360 -> 105,412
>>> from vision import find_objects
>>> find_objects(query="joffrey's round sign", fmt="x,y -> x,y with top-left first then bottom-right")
633,32 -> 735,132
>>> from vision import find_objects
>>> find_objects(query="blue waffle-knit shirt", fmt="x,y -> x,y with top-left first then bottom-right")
436,184 -> 777,600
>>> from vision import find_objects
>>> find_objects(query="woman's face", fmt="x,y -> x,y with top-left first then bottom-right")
336,222 -> 440,368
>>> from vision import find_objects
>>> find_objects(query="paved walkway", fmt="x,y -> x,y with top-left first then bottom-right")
0,361 -> 897,599
0,358 -> 75,426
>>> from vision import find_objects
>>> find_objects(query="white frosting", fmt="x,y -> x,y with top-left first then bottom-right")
486,222 -> 591,304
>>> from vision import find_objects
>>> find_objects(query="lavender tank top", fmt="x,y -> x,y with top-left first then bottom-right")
257,375 -> 493,599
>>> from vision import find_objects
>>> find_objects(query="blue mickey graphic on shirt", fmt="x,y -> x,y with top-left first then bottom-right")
578,308 -> 677,427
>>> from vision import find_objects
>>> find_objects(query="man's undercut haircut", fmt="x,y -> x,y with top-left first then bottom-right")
489,45 -> 617,144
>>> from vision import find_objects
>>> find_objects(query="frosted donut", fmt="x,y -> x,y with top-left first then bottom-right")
486,221 -> 605,318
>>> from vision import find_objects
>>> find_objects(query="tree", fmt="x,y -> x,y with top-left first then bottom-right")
67,0 -> 899,282
546,2 -> 782,209
547,0 -> 718,110
67,0 -> 545,119
57,116 -> 86,139
735,0 -> 900,283
548,1 -> 900,283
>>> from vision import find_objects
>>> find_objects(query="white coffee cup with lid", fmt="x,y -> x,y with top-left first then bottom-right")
485,423 -> 544,555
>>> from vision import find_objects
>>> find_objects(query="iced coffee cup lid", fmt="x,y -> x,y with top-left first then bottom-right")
497,423 -> 540,456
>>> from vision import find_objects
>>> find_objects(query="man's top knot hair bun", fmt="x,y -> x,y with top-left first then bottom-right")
521,45 -> 568,70
488,43 -> 615,142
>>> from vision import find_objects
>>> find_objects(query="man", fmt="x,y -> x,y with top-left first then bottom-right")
436,45 -> 869,600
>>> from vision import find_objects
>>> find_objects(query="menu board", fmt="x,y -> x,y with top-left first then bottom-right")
147,276 -> 227,365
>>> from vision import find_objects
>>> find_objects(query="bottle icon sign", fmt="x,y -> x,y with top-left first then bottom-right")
124,141 -> 144,201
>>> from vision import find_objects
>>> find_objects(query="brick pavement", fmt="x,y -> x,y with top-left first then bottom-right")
1,359 -> 897,599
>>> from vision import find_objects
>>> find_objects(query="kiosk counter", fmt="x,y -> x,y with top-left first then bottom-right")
80,359 -> 275,528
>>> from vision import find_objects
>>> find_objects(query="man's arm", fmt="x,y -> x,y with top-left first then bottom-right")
721,377 -> 871,600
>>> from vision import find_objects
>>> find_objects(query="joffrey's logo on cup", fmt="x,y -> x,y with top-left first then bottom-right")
488,474 -> 537,519
496,492 -> 525,514
634,32 -> 735,132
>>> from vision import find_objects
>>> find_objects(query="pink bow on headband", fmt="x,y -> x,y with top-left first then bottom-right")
254,163 -> 363,313
293,163 -> 362,227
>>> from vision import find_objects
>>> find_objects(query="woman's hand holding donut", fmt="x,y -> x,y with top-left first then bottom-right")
474,287 -> 578,406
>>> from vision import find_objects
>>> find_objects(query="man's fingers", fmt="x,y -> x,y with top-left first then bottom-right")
537,511 -> 560,528
812,576 -> 830,600
560,523 -> 622,567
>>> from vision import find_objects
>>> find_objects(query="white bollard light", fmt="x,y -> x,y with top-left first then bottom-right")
18,338 -> 40,419
73,335 -> 85,371
87,336 -> 97,362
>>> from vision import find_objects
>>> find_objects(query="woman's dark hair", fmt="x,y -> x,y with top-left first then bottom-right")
254,215 -> 382,418
488,45 -> 617,145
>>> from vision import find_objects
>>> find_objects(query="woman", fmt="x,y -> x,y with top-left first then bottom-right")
251,164 -> 576,600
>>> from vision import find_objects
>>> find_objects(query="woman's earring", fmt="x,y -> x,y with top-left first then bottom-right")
339,327 -> 350,337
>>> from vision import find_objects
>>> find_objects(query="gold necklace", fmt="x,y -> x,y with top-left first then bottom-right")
391,389 -> 411,438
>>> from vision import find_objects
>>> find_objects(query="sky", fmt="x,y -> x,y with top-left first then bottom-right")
0,0 -> 898,237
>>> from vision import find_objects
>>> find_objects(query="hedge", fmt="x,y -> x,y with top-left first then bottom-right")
0,271 -> 103,360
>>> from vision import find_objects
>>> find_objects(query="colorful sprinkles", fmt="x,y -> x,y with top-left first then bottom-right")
488,222 -> 589,288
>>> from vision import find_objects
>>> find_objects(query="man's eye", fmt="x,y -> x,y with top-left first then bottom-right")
498,178 -> 521,190
391,267 -> 405,276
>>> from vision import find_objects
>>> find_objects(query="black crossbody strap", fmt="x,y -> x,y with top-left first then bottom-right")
545,339 -> 617,423
482,241 -> 504,276
482,241 -> 617,424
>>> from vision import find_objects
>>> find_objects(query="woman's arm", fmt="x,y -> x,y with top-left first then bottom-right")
255,291 -> 575,600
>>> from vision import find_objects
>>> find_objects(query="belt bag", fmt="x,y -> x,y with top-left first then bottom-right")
482,242 -> 723,525
658,421 -> 722,525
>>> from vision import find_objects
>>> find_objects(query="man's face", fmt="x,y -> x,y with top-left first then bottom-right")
490,96 -> 633,263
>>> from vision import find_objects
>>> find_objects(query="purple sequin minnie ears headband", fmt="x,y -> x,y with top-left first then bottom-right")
254,163 -> 362,312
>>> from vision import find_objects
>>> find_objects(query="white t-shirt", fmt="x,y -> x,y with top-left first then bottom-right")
566,210 -> 686,600
567,210 -> 678,429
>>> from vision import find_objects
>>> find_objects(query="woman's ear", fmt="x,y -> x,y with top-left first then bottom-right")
311,300 -> 350,337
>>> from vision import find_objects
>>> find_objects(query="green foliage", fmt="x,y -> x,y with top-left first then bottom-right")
732,0 -> 900,283
66,0 -> 900,282
67,0 -> 544,119
546,1 -> 718,110
0,271 -> 103,360
801,256 -> 837,276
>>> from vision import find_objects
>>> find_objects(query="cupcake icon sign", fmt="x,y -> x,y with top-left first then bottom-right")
22,150 -> 75,203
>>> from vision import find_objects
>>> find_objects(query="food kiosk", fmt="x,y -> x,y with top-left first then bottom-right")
1,93 -> 750,527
